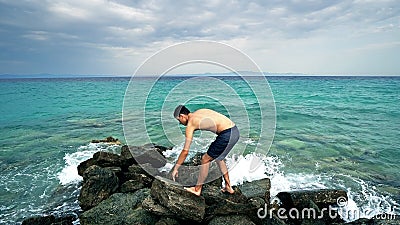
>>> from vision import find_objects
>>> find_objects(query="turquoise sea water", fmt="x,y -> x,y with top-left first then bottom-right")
0,76 -> 399,224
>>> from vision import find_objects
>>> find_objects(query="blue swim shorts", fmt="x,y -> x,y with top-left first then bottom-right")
207,125 -> 240,160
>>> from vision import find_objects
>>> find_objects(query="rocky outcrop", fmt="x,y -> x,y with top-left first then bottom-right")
238,178 -> 271,201
79,189 -> 158,225
208,214 -> 256,225
91,136 -> 121,144
274,190 -> 346,225
75,143 -> 368,225
154,217 -> 180,225
21,215 -> 76,225
77,151 -> 122,176
150,176 -> 206,222
24,141 -> 400,225
128,144 -> 168,168
276,189 -> 348,210
168,152 -> 223,187
143,175 -> 270,223
202,185 -> 253,217
142,195 -> 175,217
78,165 -> 119,211
77,144 -> 165,212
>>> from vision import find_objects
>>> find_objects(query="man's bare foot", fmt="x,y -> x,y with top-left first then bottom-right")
184,187 -> 201,196
221,186 -> 235,194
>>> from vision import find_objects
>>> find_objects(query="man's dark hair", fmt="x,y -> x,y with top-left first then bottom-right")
173,105 -> 190,118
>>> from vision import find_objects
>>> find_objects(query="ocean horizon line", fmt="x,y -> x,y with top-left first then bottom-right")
1,72 -> 400,79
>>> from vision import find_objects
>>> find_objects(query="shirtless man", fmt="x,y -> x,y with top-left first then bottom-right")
171,105 -> 240,196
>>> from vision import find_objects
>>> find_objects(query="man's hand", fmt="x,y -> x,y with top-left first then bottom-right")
171,169 -> 178,181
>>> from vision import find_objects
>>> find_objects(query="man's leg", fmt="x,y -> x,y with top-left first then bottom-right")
216,159 -> 234,194
185,153 -> 214,196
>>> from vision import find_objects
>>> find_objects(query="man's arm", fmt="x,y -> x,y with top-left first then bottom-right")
172,126 -> 195,181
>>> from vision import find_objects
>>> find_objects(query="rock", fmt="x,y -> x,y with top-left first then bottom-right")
77,158 -> 96,176
208,214 -> 256,225
78,152 -> 123,177
78,151 -> 122,176
168,152 -> 222,187
120,145 -> 136,168
150,176 -> 206,222
276,189 -> 347,210
104,166 -> 123,178
155,217 -> 180,225
143,143 -> 170,155
121,164 -> 154,186
202,185 -> 259,219
246,197 -> 281,225
79,165 -> 119,211
120,180 -> 144,193
79,189 -> 158,225
202,185 -> 247,206
129,145 -> 167,168
121,144 -> 168,169
275,189 -> 347,224
91,136 -> 121,144
92,151 -> 122,168
126,164 -> 146,176
141,162 -> 161,177
142,195 -> 175,217
105,136 -> 119,143
238,178 -> 271,203
22,215 -> 56,225
169,163 -> 222,186
249,205 -> 289,225
22,215 -> 76,225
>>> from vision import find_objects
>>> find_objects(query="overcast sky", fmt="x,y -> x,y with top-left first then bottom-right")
0,0 -> 399,75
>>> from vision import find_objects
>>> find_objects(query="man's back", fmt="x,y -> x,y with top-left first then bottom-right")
188,109 -> 234,134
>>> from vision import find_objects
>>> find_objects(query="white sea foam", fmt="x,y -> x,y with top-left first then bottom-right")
58,143 -> 120,185
226,153 -> 277,185
334,174 -> 399,221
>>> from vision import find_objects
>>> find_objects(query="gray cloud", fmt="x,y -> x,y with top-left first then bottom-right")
0,0 -> 399,75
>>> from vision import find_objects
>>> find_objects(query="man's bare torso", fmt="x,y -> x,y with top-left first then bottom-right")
187,109 -> 234,134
